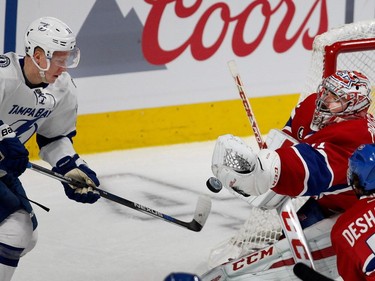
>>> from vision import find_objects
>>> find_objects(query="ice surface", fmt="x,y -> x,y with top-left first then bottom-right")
12,139 -> 256,281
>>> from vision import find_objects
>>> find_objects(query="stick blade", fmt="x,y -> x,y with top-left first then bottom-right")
191,195 -> 212,231
293,263 -> 334,281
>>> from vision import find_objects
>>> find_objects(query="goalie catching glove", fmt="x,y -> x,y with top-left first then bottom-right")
211,134 -> 280,196
53,154 -> 100,204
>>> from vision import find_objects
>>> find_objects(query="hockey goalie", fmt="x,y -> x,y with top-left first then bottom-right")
202,69 -> 375,281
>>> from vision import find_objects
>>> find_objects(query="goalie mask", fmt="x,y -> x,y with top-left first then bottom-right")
310,70 -> 371,131
24,17 -> 80,71
348,144 -> 375,198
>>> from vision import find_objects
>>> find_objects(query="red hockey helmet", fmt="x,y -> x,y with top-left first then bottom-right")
311,70 -> 371,131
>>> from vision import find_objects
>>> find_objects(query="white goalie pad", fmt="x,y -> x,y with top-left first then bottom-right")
201,215 -> 340,281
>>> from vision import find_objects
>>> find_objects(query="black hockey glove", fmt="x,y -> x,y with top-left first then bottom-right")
53,154 -> 100,204
0,121 -> 29,177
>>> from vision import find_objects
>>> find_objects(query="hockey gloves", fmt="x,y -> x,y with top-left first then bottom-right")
211,134 -> 281,197
0,121 -> 29,178
53,154 -> 100,204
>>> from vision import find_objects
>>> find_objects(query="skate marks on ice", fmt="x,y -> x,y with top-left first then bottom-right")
98,172 -> 250,230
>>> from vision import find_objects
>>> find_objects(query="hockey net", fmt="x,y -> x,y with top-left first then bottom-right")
208,19 -> 375,269
300,19 -> 375,111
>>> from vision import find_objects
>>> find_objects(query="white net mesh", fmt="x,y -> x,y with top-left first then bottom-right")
208,19 -> 375,269
208,198 -> 306,268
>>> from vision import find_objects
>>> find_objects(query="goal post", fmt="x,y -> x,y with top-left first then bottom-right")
301,19 -> 375,108
324,38 -> 375,77
208,19 -> 375,269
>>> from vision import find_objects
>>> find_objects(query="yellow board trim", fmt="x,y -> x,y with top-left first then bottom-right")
25,93 -> 300,159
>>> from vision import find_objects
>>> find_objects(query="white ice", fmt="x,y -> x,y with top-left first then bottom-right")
12,138 -> 257,281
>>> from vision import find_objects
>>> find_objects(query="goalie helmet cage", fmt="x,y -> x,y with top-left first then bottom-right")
208,19 -> 375,269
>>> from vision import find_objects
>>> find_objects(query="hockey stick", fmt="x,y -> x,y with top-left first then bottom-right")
227,60 -> 316,269
227,60 -> 265,149
28,162 -> 211,232
293,262 -> 334,281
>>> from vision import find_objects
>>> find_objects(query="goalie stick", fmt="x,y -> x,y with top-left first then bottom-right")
227,60 -> 265,149
293,263 -> 334,281
226,60 -> 316,269
28,162 -> 211,232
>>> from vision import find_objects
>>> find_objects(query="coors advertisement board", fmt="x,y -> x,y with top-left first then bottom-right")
1,0 -> 374,114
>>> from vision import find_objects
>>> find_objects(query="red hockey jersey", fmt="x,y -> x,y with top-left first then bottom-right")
271,94 -> 375,212
331,196 -> 375,280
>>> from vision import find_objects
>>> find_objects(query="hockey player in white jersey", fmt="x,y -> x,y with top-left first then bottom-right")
0,17 -> 100,280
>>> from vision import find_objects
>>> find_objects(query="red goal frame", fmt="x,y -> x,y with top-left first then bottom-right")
323,38 -> 375,78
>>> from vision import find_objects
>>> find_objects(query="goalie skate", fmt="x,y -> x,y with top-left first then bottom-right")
201,215 -> 339,281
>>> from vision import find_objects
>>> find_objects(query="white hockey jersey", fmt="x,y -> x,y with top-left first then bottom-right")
0,52 -> 79,166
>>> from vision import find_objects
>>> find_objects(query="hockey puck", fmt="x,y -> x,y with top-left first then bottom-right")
206,177 -> 223,193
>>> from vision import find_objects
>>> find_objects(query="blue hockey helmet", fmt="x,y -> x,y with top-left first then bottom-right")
164,272 -> 201,281
348,144 -> 375,195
